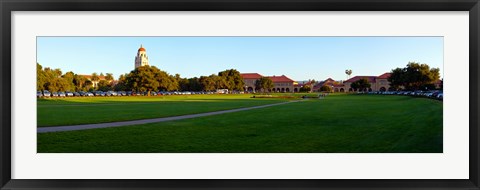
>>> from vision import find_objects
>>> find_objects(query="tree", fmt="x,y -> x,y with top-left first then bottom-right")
350,78 -> 371,92
387,62 -> 440,91
37,63 -> 47,91
345,69 -> 352,79
388,68 -> 404,90
124,65 -> 177,94
200,75 -> 216,91
114,74 -> 128,91
320,85 -> 332,92
218,69 -> 245,91
73,74 -> 87,91
61,71 -> 75,91
97,80 -> 112,91
254,77 -> 274,93
299,85 -> 311,92
125,66 -> 161,95
91,72 -> 100,89
178,78 -> 190,91
105,73 -> 114,81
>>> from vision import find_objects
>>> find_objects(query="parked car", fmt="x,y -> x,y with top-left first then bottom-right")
58,91 -> 66,98
74,92 -> 81,96
85,92 -> 94,97
43,90 -> 51,97
37,91 -> 43,98
51,92 -> 58,97
437,93 -> 443,100
65,91 -> 74,97
110,91 -> 117,96
94,91 -> 105,96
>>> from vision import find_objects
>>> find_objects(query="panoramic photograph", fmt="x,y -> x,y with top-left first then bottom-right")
36,36 -> 443,153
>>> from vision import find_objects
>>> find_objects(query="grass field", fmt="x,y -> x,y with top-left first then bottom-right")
37,94 -> 443,153
37,94 -> 289,127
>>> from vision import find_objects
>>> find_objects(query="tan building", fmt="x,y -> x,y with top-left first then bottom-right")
331,73 -> 392,92
310,73 -> 393,92
240,73 -> 295,93
79,75 -> 107,89
240,73 -> 263,92
269,75 -> 295,93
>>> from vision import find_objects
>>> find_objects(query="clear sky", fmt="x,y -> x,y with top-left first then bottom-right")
37,36 -> 443,82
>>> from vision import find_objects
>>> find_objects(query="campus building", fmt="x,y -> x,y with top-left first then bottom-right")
134,44 -> 149,69
79,74 -> 108,89
320,73 -> 392,92
240,73 -> 295,93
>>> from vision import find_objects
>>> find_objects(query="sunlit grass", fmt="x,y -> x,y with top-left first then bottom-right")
38,94 -> 443,153
37,94 -> 289,127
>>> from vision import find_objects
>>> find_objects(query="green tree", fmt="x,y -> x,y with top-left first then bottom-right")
200,75 -> 216,91
73,74 -> 87,91
37,63 -> 47,91
255,77 -> 274,93
105,73 -> 114,81
299,85 -> 311,93
125,65 -> 164,95
114,74 -> 128,91
218,69 -> 245,91
388,68 -> 404,90
97,80 -> 112,91
320,85 -> 332,92
388,62 -> 440,91
188,77 -> 202,91
91,72 -> 100,90
351,78 -> 371,92
178,78 -> 190,91
61,71 -> 75,91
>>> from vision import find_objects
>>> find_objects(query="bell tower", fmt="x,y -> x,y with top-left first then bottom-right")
134,44 -> 149,69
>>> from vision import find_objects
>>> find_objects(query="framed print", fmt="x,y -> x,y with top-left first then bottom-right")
1,0 -> 479,189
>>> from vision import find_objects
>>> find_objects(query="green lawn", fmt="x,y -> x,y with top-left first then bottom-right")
37,94 -> 443,153
37,94 -> 288,127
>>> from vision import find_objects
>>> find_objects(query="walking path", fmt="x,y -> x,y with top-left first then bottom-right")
37,100 -> 302,133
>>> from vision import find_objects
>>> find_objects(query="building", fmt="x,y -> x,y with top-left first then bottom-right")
134,44 -> 149,69
328,73 -> 391,92
313,78 -> 337,92
269,75 -> 295,93
240,73 -> 295,93
79,74 -> 107,89
241,73 -> 263,92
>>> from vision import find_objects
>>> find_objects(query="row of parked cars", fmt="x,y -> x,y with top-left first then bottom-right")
36,90 -> 223,98
364,90 -> 443,100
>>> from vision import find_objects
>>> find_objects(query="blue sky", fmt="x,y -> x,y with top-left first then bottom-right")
37,36 -> 443,82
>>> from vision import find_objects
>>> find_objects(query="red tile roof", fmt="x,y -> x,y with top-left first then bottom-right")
345,76 -> 377,83
240,73 -> 263,79
267,75 -> 295,83
377,73 -> 391,79
324,78 -> 335,82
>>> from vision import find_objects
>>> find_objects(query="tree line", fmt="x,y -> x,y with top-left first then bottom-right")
388,62 -> 441,91
348,62 -> 441,92
37,63 -> 246,93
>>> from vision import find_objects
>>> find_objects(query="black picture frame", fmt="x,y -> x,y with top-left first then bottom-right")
1,0 -> 479,189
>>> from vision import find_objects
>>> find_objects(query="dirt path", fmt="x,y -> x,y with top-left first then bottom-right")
37,100 -> 302,133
